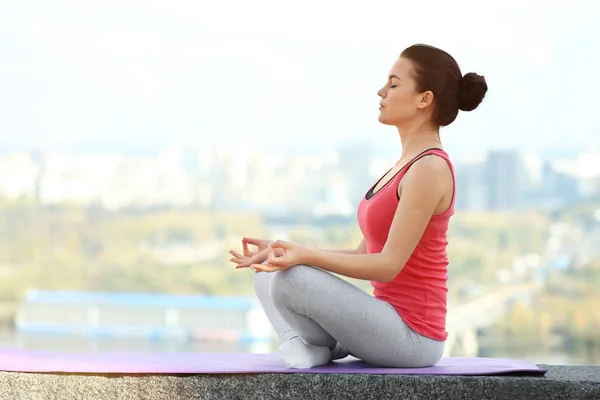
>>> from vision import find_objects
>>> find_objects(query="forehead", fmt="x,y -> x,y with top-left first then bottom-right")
389,57 -> 415,79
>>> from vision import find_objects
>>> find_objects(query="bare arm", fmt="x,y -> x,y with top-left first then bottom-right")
319,238 -> 366,255
234,238 -> 365,269
303,156 -> 451,282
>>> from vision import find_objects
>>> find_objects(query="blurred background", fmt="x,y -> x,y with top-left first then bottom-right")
0,0 -> 599,366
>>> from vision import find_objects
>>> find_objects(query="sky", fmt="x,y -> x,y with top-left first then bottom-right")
1,0 -> 599,156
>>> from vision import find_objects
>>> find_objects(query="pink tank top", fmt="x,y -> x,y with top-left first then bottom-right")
357,148 -> 455,341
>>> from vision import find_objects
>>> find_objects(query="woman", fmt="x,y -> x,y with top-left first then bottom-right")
229,44 -> 488,368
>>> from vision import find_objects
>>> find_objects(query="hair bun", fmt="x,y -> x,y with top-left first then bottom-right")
458,72 -> 488,112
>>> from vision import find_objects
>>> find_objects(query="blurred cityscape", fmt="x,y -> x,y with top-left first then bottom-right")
0,143 -> 598,214
0,142 -> 599,366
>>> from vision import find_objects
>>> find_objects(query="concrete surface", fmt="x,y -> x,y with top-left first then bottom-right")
0,365 -> 598,400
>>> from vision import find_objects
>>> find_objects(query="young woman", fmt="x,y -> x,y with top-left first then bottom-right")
230,44 -> 488,368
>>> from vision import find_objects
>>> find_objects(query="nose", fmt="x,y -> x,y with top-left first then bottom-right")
377,86 -> 386,98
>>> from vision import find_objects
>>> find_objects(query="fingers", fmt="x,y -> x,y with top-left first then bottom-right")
229,250 -> 247,264
250,250 -> 267,263
237,252 -> 264,269
234,248 -> 271,269
242,237 -> 261,246
270,240 -> 282,249
234,257 -> 254,269
229,249 -> 244,259
267,245 -> 276,265
243,237 -> 265,257
230,257 -> 247,266
251,263 -> 282,273
267,245 -> 288,267
232,240 -> 289,272
242,240 -> 252,257
230,249 -> 251,268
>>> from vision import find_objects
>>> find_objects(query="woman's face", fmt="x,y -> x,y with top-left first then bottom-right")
377,57 -> 428,127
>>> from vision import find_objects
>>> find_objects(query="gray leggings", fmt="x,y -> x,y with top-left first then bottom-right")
254,265 -> 445,368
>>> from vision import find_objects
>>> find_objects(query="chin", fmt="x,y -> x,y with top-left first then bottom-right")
377,114 -> 395,126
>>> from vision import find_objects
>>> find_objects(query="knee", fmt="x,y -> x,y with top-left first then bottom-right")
253,270 -> 270,294
253,259 -> 274,293
269,265 -> 315,304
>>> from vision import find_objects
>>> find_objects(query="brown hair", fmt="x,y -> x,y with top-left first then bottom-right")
400,44 -> 488,126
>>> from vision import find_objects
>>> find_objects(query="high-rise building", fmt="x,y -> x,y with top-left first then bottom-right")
338,140 -> 375,205
484,150 -> 523,211
454,162 -> 486,211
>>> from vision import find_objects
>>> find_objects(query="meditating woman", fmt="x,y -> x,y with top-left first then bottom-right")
230,44 -> 488,368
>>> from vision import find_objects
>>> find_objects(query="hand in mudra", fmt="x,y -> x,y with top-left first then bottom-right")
241,237 -> 273,257
250,240 -> 309,272
230,237 -> 283,269
230,247 -> 286,269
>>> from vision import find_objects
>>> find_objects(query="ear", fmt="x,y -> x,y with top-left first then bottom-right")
417,91 -> 434,110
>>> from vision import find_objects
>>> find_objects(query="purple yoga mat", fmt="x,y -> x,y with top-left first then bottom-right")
0,347 -> 546,376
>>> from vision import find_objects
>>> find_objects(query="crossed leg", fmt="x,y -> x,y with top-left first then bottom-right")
254,269 -> 349,368
255,265 -> 445,368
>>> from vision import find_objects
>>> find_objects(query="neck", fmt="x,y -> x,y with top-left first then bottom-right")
397,125 -> 442,159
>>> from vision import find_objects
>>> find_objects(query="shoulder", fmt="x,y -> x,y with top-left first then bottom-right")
399,153 -> 453,200
414,152 -> 450,170
404,153 -> 452,185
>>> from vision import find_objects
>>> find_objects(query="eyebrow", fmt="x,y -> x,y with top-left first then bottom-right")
389,75 -> 401,80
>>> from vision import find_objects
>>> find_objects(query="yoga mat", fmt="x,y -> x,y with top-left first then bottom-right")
0,347 -> 547,376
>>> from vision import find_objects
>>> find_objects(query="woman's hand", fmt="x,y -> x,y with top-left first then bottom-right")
230,247 -> 285,269
251,240 -> 311,272
230,247 -> 267,269
241,237 -> 273,257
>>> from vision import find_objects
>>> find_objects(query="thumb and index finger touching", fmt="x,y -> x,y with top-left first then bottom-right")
266,241 -> 290,265
242,237 -> 264,256
237,237 -> 289,266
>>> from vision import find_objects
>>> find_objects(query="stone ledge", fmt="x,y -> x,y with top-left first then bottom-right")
0,365 -> 598,400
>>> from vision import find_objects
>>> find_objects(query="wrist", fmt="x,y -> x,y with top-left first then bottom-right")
302,246 -> 318,266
